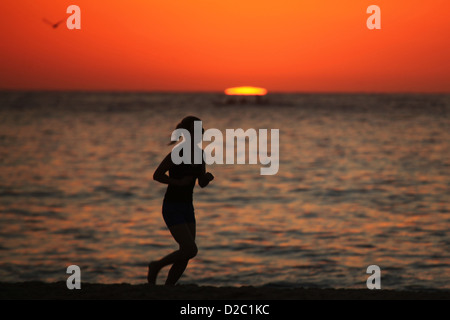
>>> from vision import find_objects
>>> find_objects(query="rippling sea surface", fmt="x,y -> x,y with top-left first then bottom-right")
0,92 -> 449,290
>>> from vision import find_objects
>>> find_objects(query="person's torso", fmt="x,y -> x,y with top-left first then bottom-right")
164,163 -> 202,203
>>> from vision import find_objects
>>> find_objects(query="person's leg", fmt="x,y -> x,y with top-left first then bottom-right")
165,223 -> 196,285
147,223 -> 197,285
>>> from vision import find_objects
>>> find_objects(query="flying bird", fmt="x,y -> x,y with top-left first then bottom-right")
43,18 -> 65,29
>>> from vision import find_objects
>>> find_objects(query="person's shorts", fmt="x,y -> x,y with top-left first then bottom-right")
162,201 -> 196,227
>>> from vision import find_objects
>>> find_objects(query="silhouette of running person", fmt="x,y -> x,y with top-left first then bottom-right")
148,116 -> 214,285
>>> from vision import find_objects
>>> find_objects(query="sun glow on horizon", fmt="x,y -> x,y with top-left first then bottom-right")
225,86 -> 268,96
0,1 -> 449,92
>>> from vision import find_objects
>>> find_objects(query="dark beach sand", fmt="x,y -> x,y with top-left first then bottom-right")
0,282 -> 448,300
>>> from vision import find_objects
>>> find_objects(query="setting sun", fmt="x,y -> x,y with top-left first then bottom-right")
225,86 -> 268,96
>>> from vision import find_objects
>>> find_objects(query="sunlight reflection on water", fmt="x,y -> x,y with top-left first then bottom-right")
0,92 -> 449,289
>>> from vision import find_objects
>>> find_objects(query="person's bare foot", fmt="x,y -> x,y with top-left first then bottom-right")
147,261 -> 160,285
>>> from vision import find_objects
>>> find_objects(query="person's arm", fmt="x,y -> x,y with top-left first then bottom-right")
153,153 -> 192,186
198,161 -> 214,188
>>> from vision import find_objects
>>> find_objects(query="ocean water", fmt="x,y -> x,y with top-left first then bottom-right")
0,92 -> 449,290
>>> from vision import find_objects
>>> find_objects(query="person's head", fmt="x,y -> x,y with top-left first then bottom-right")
169,115 -> 203,145
175,116 -> 201,134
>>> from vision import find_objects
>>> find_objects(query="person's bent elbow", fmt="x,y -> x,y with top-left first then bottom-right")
153,171 -> 162,182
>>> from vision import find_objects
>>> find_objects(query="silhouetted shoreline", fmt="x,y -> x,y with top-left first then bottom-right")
0,282 -> 448,300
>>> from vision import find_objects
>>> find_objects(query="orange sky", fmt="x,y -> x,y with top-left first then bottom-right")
0,0 -> 449,92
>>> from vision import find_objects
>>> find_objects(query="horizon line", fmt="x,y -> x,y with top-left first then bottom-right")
0,89 -> 449,95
